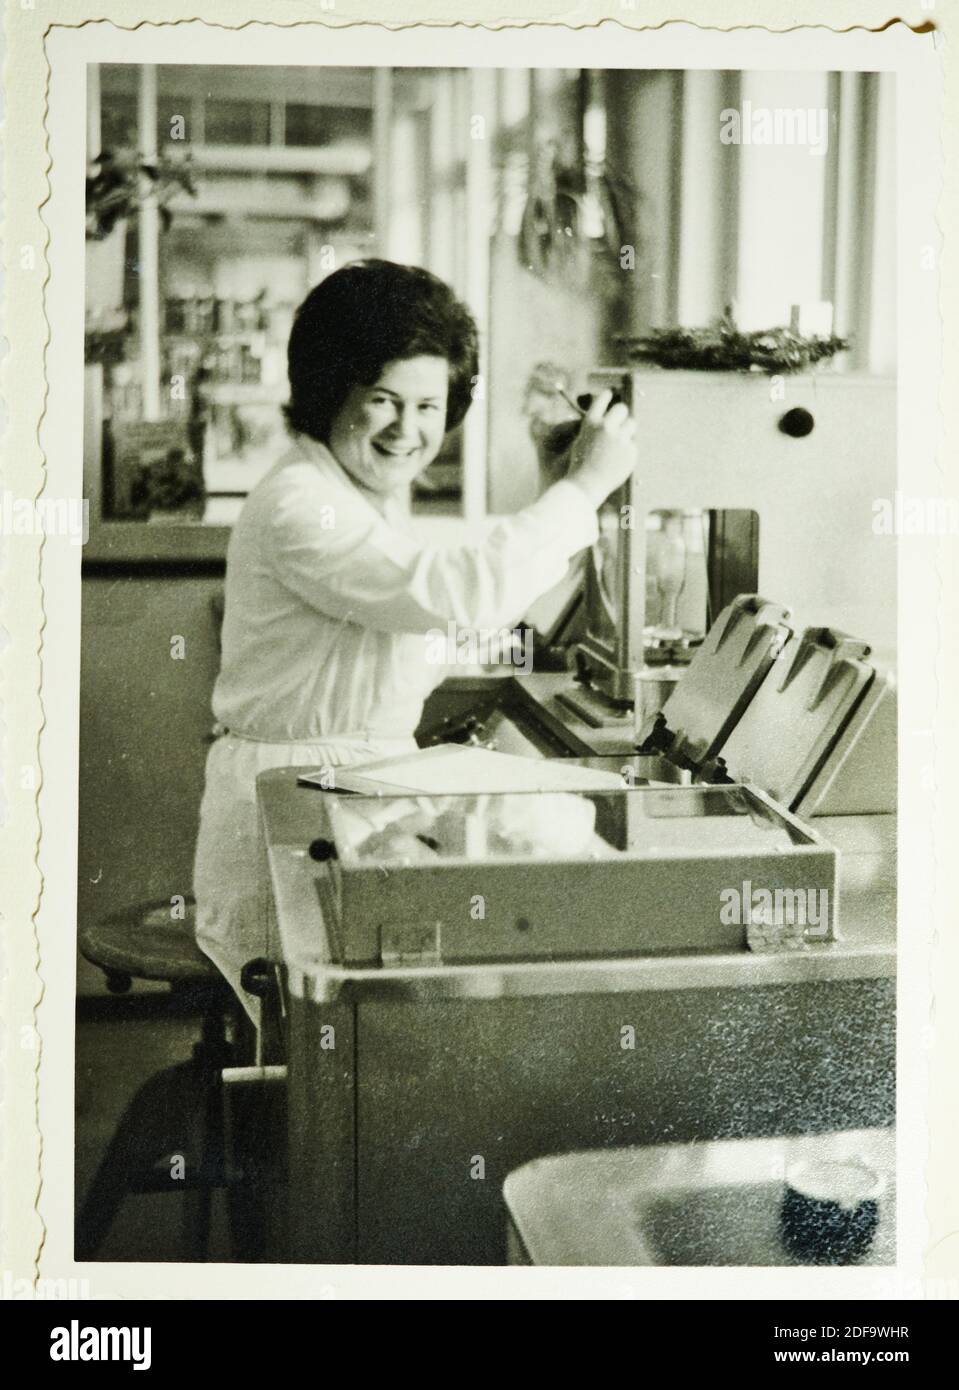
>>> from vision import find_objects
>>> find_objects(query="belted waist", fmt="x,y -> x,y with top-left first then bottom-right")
212,722 -> 415,749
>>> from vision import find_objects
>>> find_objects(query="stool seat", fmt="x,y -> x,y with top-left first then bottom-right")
79,898 -> 223,987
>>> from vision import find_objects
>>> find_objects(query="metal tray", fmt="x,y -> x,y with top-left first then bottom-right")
504,1126 -> 895,1266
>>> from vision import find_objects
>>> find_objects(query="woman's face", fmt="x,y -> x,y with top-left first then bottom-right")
327,355 -> 450,496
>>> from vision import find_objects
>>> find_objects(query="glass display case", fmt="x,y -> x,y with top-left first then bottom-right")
83,63 -> 478,560
305,781 -> 836,965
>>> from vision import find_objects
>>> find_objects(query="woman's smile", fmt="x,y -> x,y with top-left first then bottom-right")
328,355 -> 451,496
372,441 -> 418,457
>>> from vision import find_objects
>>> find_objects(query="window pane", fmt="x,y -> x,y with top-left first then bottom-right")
284,103 -> 372,147
99,94 -> 137,153
204,98 -> 271,146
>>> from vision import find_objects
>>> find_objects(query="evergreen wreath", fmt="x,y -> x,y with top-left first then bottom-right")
620,309 -> 849,374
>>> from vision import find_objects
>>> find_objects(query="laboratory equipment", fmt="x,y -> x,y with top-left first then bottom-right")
303,782 -> 836,966
559,368 -> 896,726
634,612 -> 896,818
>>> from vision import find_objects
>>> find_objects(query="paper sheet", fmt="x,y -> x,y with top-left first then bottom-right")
299,744 -> 628,795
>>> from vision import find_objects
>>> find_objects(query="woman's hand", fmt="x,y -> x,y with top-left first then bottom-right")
566,390 -> 637,509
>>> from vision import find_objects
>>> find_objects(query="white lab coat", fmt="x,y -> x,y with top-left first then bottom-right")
193,434 -> 599,1018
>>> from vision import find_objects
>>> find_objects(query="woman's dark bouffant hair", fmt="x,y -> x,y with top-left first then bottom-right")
285,259 -> 479,442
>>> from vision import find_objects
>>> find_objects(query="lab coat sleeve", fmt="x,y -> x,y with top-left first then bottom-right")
265,467 -> 600,635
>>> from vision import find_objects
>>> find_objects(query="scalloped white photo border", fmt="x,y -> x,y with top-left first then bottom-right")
2,4 -> 955,1300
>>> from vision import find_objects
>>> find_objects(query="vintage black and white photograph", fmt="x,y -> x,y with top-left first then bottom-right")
69,50 -> 906,1273
4,7 -> 946,1313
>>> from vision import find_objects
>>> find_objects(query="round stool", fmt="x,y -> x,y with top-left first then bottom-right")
79,896 -> 224,996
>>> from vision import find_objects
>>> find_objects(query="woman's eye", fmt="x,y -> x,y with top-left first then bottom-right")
419,402 -> 439,413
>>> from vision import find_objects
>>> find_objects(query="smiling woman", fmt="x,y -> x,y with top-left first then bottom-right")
284,259 -> 478,448
192,257 -> 637,1012
328,355 -> 451,495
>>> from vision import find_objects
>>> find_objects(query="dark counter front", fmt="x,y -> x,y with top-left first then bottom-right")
284,981 -> 894,1265
259,738 -> 895,1266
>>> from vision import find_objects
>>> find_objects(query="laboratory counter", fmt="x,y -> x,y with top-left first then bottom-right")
262,772 -> 894,1004
256,676 -> 895,1263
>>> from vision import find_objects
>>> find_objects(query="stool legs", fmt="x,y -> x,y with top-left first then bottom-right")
76,1021 -> 233,1262
76,1060 -> 206,1260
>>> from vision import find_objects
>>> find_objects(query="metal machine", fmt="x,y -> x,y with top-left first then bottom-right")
560,368 -> 896,726
294,585 -> 893,974
305,780 -> 837,968
633,596 -> 897,820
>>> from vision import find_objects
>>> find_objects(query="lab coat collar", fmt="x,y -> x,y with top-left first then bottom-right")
290,432 -> 408,522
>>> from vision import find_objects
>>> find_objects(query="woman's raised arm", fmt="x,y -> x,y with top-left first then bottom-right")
263,389 -> 636,635
263,467 -> 597,635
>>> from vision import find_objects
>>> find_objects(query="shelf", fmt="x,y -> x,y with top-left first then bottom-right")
82,519 -> 231,566
189,142 -> 371,176
205,383 -> 287,404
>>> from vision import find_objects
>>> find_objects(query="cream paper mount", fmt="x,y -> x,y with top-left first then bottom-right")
1,4 -> 954,1302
